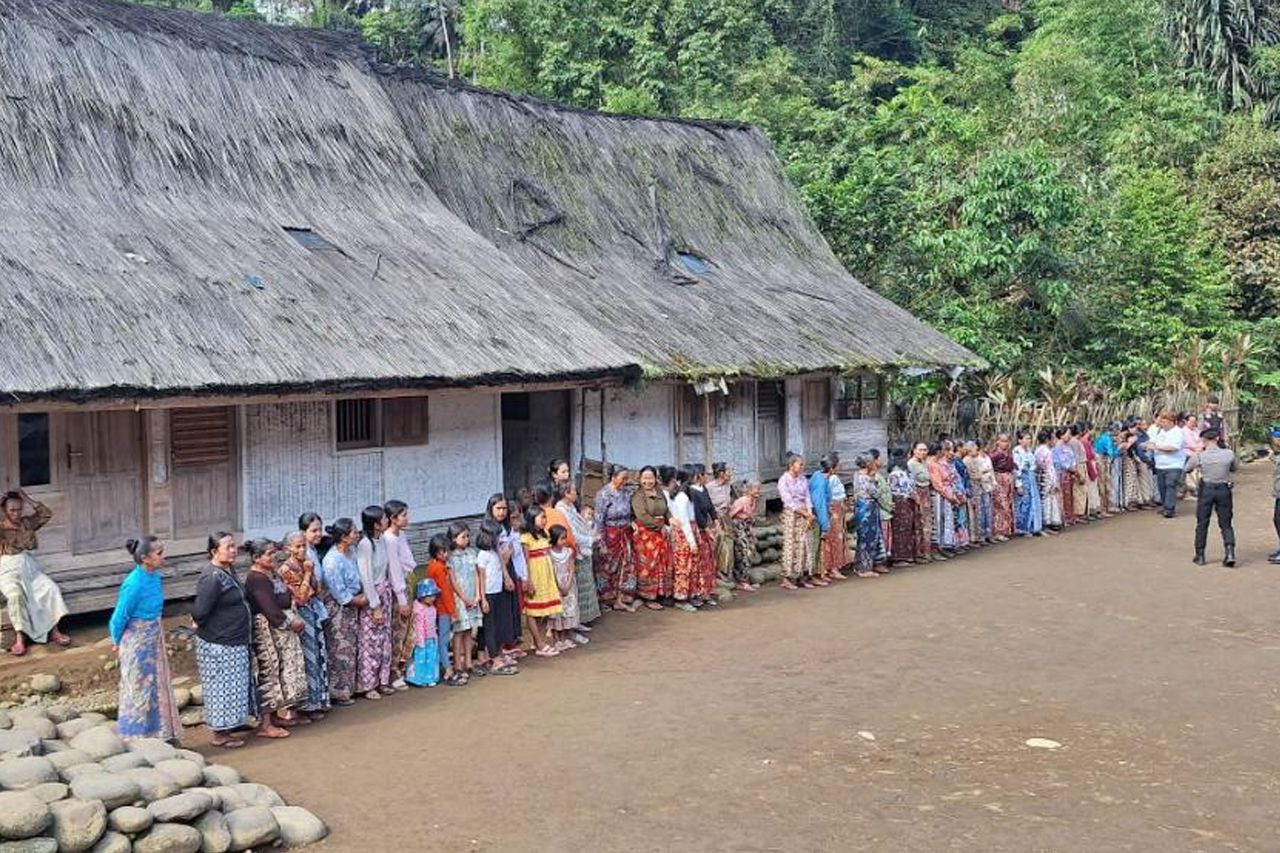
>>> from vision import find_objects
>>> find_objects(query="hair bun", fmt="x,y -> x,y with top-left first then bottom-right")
124,538 -> 138,556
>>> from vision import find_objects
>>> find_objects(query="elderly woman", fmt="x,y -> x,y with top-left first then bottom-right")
851,455 -> 883,578
593,465 -> 635,612
989,434 -> 1016,541
110,536 -> 181,742
778,453 -> 813,591
279,530 -> 329,721
729,482 -> 761,591
927,443 -> 961,557
820,455 -> 850,581
191,532 -> 254,749
706,463 -> 736,585
631,466 -> 672,610
0,490 -> 70,656
319,518 -> 364,706
244,538 -> 306,739
888,450 -> 921,565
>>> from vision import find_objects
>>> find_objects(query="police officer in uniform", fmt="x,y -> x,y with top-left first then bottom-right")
1186,428 -> 1237,567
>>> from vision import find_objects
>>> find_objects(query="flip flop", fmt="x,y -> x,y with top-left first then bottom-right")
212,737 -> 245,749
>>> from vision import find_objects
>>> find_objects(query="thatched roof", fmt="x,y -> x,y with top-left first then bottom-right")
0,0 -> 980,404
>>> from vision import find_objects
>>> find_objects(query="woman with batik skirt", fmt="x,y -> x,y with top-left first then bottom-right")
1013,431 -> 1044,535
593,465 -> 636,611
244,539 -> 307,739
688,466 -> 720,604
707,463 -> 737,585
111,537 -> 181,743
989,434 -> 1016,540
823,456 -> 850,578
729,483 -> 761,591
630,466 -> 672,609
556,482 -> 601,625
1035,431 -> 1063,531
851,458 -> 883,577
191,533 -> 255,749
927,443 -> 960,555
907,443 -> 934,561
777,454 -> 814,590
1053,428 -> 1078,526
875,459 -> 894,567
668,469 -> 699,611
280,529 -> 329,720
888,452 -> 921,565
320,519 -> 363,706
951,448 -> 973,550
355,506 -> 395,700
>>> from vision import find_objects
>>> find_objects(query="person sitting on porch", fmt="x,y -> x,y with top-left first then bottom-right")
0,490 -> 71,656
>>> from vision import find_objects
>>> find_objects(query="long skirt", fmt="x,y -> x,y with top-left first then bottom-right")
890,496 -> 921,562
194,637 -> 254,733
931,493 -> 957,550
854,499 -> 883,573
1123,457 -> 1141,506
671,530 -> 696,601
322,595 -> 358,701
116,617 -> 181,741
482,589 -> 520,657
1015,469 -> 1043,534
1108,457 -> 1125,511
1095,458 -> 1111,512
595,526 -> 634,604
391,599 -> 413,681
253,613 -> 307,713
693,528 -> 717,599
296,599 -> 330,713
1040,470 -> 1064,528
356,580 -> 393,694
731,516 -> 757,582
574,554 -> 601,624
973,492 -> 994,541
0,552 -> 68,644
953,497 -> 971,548
993,473 -> 1015,538
715,515 -> 735,582
822,502 -> 850,573
548,563 -> 580,631
405,641 -> 439,687
914,486 -> 932,556
1060,472 -> 1078,525
1137,465 -> 1155,505
780,510 -> 809,581
633,525 -> 672,600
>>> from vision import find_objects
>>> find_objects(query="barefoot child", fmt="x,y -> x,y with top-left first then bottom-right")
547,524 -> 581,652
520,507 -> 564,657
404,579 -> 440,687
446,523 -> 483,685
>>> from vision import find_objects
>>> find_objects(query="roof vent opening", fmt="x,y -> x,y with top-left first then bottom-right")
675,251 -> 712,277
284,226 -> 339,252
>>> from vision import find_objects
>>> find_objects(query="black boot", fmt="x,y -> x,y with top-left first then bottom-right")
1193,551 -> 1206,566
1224,546 -> 1236,568
1269,549 -> 1280,565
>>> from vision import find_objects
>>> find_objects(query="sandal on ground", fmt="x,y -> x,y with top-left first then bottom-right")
611,602 -> 631,612
306,712 -> 327,722
274,715 -> 299,728
737,582 -> 755,591
50,632 -> 71,647
643,601 -> 664,611
856,571 -> 878,578
811,579 -> 830,587
491,663 -> 519,675
779,580 -> 799,590
212,736 -> 245,749
674,602 -> 697,612
257,726 -> 290,739
830,571 -> 848,580
443,673 -> 465,687
535,646 -> 560,657
801,581 -> 818,589
703,598 -> 719,607
8,642 -> 26,657
364,690 -> 382,701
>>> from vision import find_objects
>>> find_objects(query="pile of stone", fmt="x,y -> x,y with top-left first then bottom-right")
0,705 -> 326,852
753,525 -> 782,565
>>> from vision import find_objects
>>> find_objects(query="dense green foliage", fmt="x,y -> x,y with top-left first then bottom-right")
132,0 -> 1280,405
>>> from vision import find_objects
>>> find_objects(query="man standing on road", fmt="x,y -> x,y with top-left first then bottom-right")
1146,411 -> 1187,518
1269,427 -> 1280,565
1185,428 -> 1236,567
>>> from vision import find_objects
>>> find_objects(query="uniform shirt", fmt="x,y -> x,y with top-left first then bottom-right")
1187,447 -> 1238,484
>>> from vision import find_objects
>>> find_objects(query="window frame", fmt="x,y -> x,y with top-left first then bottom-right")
837,374 -> 883,421
16,412 -> 52,488
333,396 -> 429,452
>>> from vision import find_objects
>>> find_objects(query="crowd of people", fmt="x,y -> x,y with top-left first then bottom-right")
0,399 -> 1275,750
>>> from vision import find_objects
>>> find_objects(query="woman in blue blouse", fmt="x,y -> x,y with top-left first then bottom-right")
319,519 -> 365,706
109,536 -> 181,743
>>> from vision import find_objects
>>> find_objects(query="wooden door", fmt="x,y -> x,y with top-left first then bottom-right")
802,379 -> 833,459
170,407 -> 238,538
65,411 -> 144,553
756,381 -> 784,477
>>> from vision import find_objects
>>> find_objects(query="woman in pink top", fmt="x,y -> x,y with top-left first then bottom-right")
729,482 -> 762,591
777,454 -> 814,590
1182,414 -> 1205,497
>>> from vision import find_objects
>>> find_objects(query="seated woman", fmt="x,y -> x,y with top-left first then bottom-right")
0,490 -> 70,656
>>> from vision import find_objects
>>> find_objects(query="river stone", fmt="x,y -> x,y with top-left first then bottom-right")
0,710 -> 11,729
186,686 -> 202,707
43,706 -> 76,726
61,763 -> 107,782
0,758 -> 57,790
89,831 -> 130,853
25,783 -> 67,804
134,823 -> 201,853
147,791 -> 213,823
208,788 -> 245,813
71,774 -> 142,809
54,719 -> 97,741
100,751 -> 149,773
127,739 -> 176,766
27,675 -> 58,696
48,797 -> 107,853
46,750 -> 90,773
108,805 -> 153,835
0,791 -> 51,839
153,760 -> 202,790
0,730 -> 42,759
0,839 -> 57,853
269,807 -> 327,848
119,768 -> 178,803
38,741 -> 68,755
200,766 -> 239,788
193,810 -> 230,853
223,807 -> 277,852
178,709 -> 203,728
69,728 -> 125,762
228,784 -> 283,809
172,689 -> 191,711
171,750 -> 204,769
8,718 -> 55,742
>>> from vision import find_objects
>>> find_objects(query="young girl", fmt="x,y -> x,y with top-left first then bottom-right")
382,499 -> 416,692
547,524 -> 581,652
446,523 -> 483,685
729,482 -> 761,591
424,534 -> 459,685
520,506 -> 564,657
404,579 -> 440,688
354,506 -> 393,701
475,524 -> 518,675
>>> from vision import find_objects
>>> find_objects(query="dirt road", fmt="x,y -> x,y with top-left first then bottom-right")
224,465 -> 1280,852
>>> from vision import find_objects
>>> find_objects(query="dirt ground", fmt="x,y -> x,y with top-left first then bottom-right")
13,465 -> 1280,851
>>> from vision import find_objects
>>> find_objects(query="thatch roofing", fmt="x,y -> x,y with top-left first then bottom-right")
0,0 -> 980,404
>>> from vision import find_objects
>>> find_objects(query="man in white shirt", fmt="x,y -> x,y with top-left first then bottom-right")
1145,410 -> 1187,518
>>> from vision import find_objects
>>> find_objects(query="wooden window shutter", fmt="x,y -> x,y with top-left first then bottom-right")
170,407 -> 233,467
382,397 -> 429,447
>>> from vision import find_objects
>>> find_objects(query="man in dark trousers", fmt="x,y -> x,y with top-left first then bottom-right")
1269,426 -> 1280,565
1185,428 -> 1237,567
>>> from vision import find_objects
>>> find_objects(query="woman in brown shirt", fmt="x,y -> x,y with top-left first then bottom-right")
630,466 -> 672,610
0,490 -> 70,655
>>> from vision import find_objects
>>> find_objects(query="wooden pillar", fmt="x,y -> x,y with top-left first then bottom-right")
702,393 -> 712,469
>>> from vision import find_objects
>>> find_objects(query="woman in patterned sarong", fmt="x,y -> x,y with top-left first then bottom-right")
820,454 -> 850,579
245,539 -> 306,739
888,451 -> 921,565
851,456 -> 883,577
1035,431 -> 1063,531
631,466 -> 672,609
989,434 -> 1016,540
191,533 -> 255,749
280,530 -> 329,720
1013,430 -> 1044,535
593,466 -> 636,611
320,519 -> 364,706
110,536 -> 181,742
729,483 -> 761,590
927,443 -> 960,555
907,443 -> 933,561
